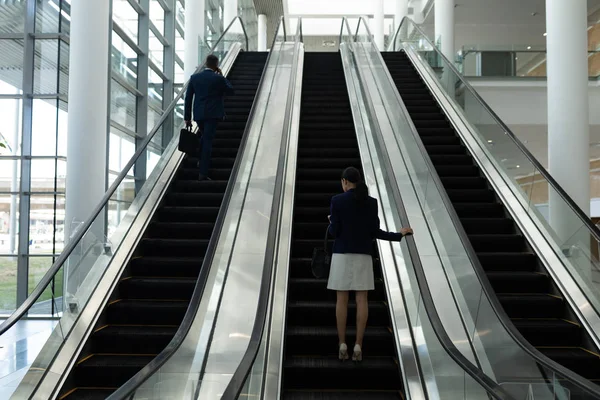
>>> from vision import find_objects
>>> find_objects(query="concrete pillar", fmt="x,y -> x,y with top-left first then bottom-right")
435,0 -> 455,61
374,0 -> 384,49
65,0 -> 110,309
184,0 -> 205,79
546,0 -> 590,262
258,14 -> 267,51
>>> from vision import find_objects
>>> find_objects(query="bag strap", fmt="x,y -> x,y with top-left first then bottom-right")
324,226 -> 329,253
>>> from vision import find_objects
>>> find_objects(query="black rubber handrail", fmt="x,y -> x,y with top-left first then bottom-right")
392,16 -> 600,250
349,17 -> 513,399
105,18 -> 285,400
0,16 -> 249,337
384,17 -> 600,399
220,17 -> 302,400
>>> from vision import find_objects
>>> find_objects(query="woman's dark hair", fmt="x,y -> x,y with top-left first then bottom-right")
342,167 -> 368,204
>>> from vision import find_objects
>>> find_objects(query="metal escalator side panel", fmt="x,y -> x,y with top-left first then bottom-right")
12,47 -> 245,400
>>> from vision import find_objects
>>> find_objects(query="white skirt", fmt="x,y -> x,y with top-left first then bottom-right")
327,253 -> 374,291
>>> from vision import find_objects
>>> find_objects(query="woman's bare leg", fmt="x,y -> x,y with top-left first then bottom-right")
355,290 -> 369,347
336,291 -> 349,345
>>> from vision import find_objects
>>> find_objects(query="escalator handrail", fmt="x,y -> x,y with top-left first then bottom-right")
392,16 -> 600,249
385,17 -> 600,399
349,16 -> 513,400
0,16 -> 249,337
104,18 -> 284,400
220,17 -> 302,400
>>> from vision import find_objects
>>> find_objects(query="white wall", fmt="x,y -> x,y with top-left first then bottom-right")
466,80 -> 600,126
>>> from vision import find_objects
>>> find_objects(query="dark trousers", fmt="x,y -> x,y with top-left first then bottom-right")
196,119 -> 219,176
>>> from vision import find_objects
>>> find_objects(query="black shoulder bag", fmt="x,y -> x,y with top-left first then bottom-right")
311,227 -> 331,279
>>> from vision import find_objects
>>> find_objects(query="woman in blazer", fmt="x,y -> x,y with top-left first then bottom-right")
328,167 -> 413,361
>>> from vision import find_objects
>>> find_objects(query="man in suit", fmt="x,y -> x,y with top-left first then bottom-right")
184,54 -> 234,181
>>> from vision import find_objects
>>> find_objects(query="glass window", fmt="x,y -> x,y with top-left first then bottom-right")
57,100 -> 68,157
149,30 -> 164,70
147,149 -> 161,178
0,98 -> 23,156
34,39 -> 69,94
0,256 -> 18,314
36,0 -> 71,34
28,256 -> 63,317
31,99 -> 61,156
110,79 -> 137,132
0,160 -> 20,193
29,195 -> 62,255
0,1 -> 26,33
150,0 -> 165,36
176,0 -> 184,26
0,194 -> 20,255
148,108 -> 162,143
149,67 -> 164,107
112,32 -> 138,87
109,129 -> 135,174
113,0 -> 139,43
29,158 -> 67,194
175,61 -> 185,85
0,39 -> 25,93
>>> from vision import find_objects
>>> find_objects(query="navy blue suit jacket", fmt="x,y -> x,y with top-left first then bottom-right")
184,68 -> 234,122
328,189 -> 404,255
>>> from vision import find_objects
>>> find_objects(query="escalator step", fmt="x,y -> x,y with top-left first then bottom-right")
139,238 -> 209,257
118,277 -> 196,299
283,391 -> 403,400
90,325 -> 177,353
486,271 -> 549,293
460,218 -> 514,234
129,256 -> 203,277
157,206 -> 220,222
539,348 -> 600,381
284,357 -> 402,390
146,222 -> 215,239
288,278 -> 386,301
73,355 -> 155,387
497,294 -> 565,318
512,319 -> 581,347
107,300 -> 188,325
476,252 -> 538,272
287,301 -> 389,326
469,234 -> 526,252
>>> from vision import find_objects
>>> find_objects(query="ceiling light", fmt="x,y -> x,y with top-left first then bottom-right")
487,140 -> 493,143
515,57 -> 518,60
527,46 -> 532,50
516,165 -> 520,168
543,32 -> 547,36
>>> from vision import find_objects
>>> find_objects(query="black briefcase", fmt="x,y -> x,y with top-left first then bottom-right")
311,227 -> 331,279
178,126 -> 200,155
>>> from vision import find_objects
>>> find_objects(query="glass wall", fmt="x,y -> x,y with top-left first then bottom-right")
0,0 -> 242,316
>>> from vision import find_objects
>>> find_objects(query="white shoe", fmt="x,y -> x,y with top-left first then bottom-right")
338,343 -> 349,361
352,344 -> 362,361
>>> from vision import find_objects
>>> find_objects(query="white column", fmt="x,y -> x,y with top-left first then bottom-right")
184,0 -> 205,79
223,0 -> 238,28
395,0 -> 408,33
65,0 -> 110,308
435,0 -> 455,60
258,14 -> 267,51
374,0 -> 385,49
546,0 -> 590,257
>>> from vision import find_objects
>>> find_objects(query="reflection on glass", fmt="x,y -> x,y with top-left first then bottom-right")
149,67 -> 164,107
113,0 -> 139,43
112,32 -> 138,86
34,39 -> 69,95
1,0 -> 26,33
0,194 -> 19,257
111,79 -> 137,132
36,0 -> 70,34
0,40 -> 25,93
29,195 -> 65,256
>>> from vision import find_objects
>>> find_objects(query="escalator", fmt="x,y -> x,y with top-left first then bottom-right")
381,50 -> 600,383
282,52 -> 404,399
58,51 -> 268,400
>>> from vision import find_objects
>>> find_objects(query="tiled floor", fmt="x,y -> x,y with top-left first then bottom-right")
0,319 -> 58,397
